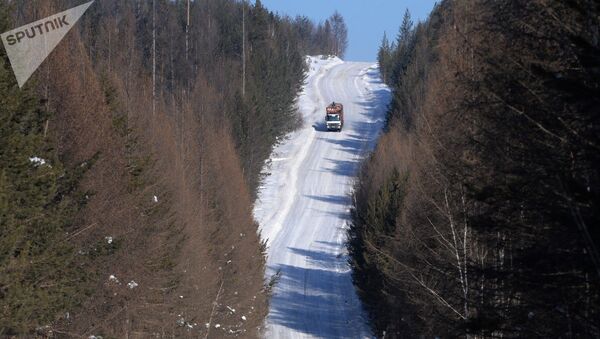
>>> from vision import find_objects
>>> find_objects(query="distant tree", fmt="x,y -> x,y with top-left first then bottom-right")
294,15 -> 315,53
377,32 -> 393,83
396,9 -> 413,49
329,10 -> 348,58
322,20 -> 333,54
391,9 -> 414,85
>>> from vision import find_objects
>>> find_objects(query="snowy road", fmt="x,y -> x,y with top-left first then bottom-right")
254,56 -> 391,339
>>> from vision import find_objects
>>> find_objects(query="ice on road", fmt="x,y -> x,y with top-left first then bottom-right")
254,56 -> 391,339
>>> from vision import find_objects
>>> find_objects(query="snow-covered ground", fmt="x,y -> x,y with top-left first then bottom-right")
254,56 -> 391,338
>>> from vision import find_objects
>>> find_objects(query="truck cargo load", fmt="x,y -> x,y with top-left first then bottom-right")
325,102 -> 344,132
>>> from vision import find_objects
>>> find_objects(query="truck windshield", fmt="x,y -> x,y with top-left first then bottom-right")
326,114 -> 340,121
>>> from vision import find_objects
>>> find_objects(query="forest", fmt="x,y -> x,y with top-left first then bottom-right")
350,0 -> 600,337
0,0 -> 346,337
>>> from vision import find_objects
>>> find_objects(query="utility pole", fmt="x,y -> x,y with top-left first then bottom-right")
242,0 -> 246,97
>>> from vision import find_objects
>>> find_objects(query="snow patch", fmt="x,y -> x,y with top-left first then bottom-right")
29,156 -> 49,167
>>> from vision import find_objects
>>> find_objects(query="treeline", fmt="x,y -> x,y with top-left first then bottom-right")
81,0 -> 344,192
293,11 -> 348,59
350,1 -> 600,337
0,0 -> 341,336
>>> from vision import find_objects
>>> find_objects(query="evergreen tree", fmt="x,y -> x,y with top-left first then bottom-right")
395,9 -> 413,49
323,20 -> 333,55
0,5 -> 87,334
390,9 -> 414,86
377,32 -> 392,83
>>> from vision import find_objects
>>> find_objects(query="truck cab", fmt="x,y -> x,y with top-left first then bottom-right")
325,102 -> 344,132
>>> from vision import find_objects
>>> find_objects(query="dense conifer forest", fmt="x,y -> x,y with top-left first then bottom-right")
0,0 -> 346,336
6,0 -> 599,337
350,0 -> 600,337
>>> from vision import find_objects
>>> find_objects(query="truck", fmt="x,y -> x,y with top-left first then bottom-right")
325,102 -> 344,132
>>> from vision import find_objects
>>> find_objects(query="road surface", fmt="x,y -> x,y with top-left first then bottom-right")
254,56 -> 391,339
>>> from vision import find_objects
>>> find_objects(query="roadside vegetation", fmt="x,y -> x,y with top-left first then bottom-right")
0,0 -> 347,337
350,1 -> 600,337
0,25 -> 90,334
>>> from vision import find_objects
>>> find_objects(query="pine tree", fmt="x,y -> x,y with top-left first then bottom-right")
396,9 -> 413,49
0,4 -> 87,334
377,32 -> 392,83
323,20 -> 333,55
391,9 -> 414,85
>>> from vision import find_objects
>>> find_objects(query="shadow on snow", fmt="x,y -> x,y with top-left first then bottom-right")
268,248 -> 370,338
267,67 -> 390,338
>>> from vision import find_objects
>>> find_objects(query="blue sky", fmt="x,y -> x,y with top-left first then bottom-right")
260,0 -> 439,61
